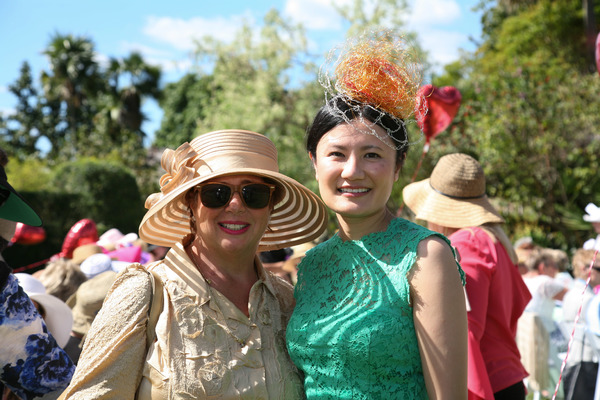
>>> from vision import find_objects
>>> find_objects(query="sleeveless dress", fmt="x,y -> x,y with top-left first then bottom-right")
286,218 -> 464,399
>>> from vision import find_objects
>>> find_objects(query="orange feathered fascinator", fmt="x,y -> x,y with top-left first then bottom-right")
319,30 -> 425,148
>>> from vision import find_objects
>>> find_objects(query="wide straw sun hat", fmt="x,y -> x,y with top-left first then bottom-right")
139,129 -> 328,251
402,153 -> 504,228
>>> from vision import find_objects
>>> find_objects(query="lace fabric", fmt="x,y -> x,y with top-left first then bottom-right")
287,218 -> 463,399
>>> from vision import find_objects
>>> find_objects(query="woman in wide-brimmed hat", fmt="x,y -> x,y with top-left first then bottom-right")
60,129 -> 328,399
286,31 -> 468,399
403,153 -> 532,400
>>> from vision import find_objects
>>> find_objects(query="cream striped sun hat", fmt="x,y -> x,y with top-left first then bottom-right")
402,153 -> 504,228
139,129 -> 328,251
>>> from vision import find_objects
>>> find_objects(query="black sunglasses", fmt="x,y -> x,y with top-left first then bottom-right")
197,183 -> 276,209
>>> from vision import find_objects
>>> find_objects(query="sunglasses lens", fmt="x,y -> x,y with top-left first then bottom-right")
200,184 -> 232,208
241,184 -> 273,209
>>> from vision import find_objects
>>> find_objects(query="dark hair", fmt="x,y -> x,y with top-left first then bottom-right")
306,95 -> 409,165
259,248 -> 293,263
0,236 -> 10,253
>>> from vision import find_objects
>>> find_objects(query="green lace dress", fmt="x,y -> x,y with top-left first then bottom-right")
286,218 -> 464,399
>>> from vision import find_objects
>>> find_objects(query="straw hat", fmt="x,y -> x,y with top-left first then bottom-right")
67,270 -> 117,336
71,243 -> 104,264
139,129 -> 328,251
14,273 -> 73,348
402,153 -> 504,228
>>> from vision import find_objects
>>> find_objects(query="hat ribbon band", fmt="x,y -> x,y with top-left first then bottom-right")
429,182 -> 485,200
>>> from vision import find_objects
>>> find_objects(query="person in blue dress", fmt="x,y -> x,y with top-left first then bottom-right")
286,31 -> 468,399
0,148 -> 75,399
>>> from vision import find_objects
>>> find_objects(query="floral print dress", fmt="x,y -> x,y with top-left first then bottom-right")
0,269 -> 75,400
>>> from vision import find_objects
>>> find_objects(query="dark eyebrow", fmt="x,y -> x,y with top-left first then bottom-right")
327,144 -> 385,152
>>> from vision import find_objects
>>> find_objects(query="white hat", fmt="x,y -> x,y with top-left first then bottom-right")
14,273 -> 73,348
584,203 -> 600,223
80,253 -> 132,278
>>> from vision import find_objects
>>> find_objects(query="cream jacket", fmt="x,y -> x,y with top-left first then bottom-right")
59,242 -> 304,399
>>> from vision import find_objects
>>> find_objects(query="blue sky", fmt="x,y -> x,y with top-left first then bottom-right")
0,0 -> 483,144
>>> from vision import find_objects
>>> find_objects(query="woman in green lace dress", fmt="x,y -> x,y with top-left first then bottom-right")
286,31 -> 468,399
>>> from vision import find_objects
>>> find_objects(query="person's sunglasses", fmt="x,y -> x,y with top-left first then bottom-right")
197,183 -> 276,209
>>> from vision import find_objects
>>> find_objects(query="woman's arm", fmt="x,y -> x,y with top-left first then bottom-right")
59,265 -> 153,400
410,236 -> 468,400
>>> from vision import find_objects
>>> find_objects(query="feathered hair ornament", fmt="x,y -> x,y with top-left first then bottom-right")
319,30 -> 426,149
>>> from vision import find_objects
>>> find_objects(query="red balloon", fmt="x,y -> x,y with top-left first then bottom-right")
415,84 -> 462,145
10,223 -> 46,245
59,219 -> 99,259
596,32 -> 600,76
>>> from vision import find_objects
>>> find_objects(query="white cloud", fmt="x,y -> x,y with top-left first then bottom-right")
419,29 -> 467,68
120,42 -> 174,58
409,0 -> 461,25
117,41 -> 192,73
405,0 -> 470,70
142,15 -> 250,51
284,0 -> 346,30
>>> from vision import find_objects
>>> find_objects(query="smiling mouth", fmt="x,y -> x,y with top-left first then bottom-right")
338,188 -> 370,194
219,223 -> 248,231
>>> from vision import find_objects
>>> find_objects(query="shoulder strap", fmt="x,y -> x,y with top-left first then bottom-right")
146,268 -> 164,350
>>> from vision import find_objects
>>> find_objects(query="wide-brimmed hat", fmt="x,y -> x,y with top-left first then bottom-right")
402,153 -> 504,228
0,165 -> 42,227
139,130 -> 328,251
67,270 -> 116,336
71,243 -> 105,264
14,273 -> 73,348
79,253 -> 131,278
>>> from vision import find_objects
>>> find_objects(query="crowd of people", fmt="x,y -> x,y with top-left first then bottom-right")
1,29 -> 599,400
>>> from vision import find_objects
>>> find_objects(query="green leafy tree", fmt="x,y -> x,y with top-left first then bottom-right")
155,9 -> 319,187
2,33 -> 161,167
40,33 -> 104,160
428,0 -> 600,249
1,62 -> 43,158
154,73 -> 214,148
50,158 -> 145,234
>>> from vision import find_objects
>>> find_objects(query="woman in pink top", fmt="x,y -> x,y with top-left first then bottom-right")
403,153 -> 532,400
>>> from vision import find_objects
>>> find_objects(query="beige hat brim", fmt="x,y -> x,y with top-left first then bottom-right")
139,168 -> 328,252
402,178 -> 504,228
28,293 -> 73,348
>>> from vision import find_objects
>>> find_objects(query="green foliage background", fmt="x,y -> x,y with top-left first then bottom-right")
1,0 -> 599,267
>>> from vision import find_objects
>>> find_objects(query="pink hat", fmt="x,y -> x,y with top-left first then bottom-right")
106,245 -> 142,263
96,228 -> 124,248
